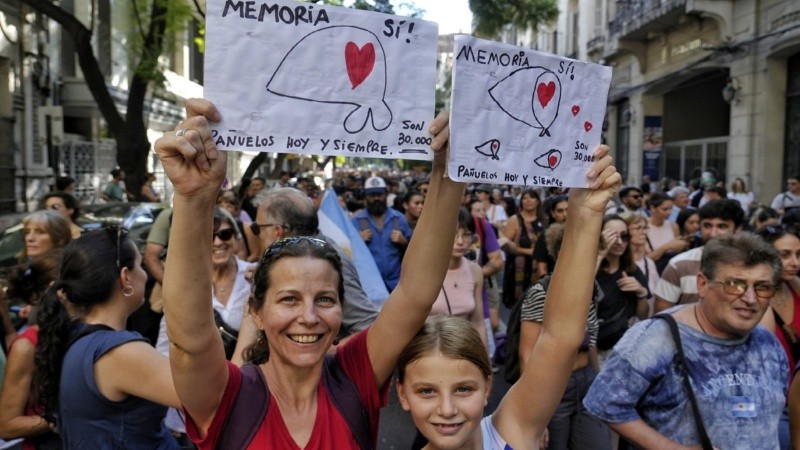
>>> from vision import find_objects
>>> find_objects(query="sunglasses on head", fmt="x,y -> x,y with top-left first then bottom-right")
110,226 -> 130,270
263,236 -> 331,259
213,228 -> 236,242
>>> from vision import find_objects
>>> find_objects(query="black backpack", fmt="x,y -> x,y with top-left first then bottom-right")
503,276 -> 551,384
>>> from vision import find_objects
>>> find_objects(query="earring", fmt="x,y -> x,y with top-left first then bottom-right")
122,285 -> 134,297
257,331 -> 267,346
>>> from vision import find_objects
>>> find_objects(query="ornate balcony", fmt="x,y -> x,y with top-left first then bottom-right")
609,0 -> 688,41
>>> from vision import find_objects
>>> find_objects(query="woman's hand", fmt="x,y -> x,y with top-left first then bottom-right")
666,236 -> 690,252
567,145 -> 621,215
617,271 -> 648,298
154,98 -> 227,199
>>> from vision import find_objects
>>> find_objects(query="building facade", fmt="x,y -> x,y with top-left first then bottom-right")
0,0 -> 216,211
493,0 -> 800,203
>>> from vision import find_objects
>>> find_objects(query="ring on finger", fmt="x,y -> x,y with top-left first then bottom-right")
176,128 -> 189,137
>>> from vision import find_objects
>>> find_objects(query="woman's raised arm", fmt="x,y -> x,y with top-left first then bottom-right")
367,112 -> 466,385
494,146 -> 621,448
155,98 -> 229,432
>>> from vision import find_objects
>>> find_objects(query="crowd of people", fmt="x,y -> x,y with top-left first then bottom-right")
0,97 -> 796,449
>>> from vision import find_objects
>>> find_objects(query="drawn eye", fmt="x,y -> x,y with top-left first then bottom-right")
488,67 -> 562,138
534,149 -> 562,170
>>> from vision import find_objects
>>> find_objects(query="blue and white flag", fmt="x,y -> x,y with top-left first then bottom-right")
317,188 -> 389,306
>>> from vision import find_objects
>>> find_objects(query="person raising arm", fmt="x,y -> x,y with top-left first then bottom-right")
155,98 -> 465,448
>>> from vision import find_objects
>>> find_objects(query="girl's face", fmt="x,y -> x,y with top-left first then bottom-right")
397,352 -> 490,450
773,234 -> 800,282
604,219 -> 629,257
24,221 -> 54,257
452,227 -> 473,259
650,201 -> 673,221
470,202 -> 485,219
404,195 -> 424,220
683,213 -> 700,235
521,193 -> 539,212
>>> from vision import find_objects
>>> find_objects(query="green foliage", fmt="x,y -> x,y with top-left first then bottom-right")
469,0 -> 559,37
128,0 -> 196,86
350,0 -> 394,14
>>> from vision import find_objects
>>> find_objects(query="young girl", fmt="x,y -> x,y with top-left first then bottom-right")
396,149 -> 621,450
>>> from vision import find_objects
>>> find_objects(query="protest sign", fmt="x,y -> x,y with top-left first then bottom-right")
448,35 -> 612,187
204,0 -> 438,160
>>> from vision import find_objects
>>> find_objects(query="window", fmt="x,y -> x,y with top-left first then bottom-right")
784,51 -> 800,182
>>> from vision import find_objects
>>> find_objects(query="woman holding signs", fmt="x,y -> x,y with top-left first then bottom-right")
155,98 -> 464,449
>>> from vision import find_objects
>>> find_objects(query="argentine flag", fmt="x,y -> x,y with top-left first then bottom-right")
317,188 -> 389,306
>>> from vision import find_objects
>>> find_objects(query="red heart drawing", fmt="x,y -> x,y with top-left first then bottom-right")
584,121 -> 593,132
571,105 -> 580,116
537,82 -> 556,108
548,154 -> 558,168
345,42 -> 375,90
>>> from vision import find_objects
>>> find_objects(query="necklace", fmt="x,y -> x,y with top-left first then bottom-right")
693,305 -> 708,334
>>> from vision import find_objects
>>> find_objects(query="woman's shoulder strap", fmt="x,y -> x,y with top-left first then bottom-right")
219,363 -> 269,450
322,354 -> 371,450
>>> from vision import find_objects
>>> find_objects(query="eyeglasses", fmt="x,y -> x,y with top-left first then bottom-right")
111,226 -> 130,270
706,278 -> 777,300
213,228 -> 236,242
627,195 -> 642,199
617,232 -> 631,243
250,222 -> 281,236
456,232 -> 474,242
262,236 -> 332,259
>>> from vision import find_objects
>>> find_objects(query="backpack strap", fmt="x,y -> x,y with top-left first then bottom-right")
321,354 -> 372,450
66,323 -> 114,349
219,356 -> 370,450
218,364 -> 269,450
653,314 -> 714,450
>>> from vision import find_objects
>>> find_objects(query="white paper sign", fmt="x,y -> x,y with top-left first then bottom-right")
204,0 -> 439,160
448,35 -> 612,187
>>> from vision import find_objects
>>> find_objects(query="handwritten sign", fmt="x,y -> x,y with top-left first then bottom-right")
204,0 -> 439,160
448,35 -> 612,187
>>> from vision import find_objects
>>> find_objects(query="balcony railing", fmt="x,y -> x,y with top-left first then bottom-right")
609,0 -> 687,40
587,35 -> 605,52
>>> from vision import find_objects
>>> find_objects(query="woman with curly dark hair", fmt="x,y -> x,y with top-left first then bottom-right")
32,229 -> 179,448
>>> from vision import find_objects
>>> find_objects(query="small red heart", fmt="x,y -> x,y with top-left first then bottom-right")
571,105 -> 580,116
584,121 -> 593,132
548,155 -> 558,168
536,82 -> 556,108
345,42 -> 375,90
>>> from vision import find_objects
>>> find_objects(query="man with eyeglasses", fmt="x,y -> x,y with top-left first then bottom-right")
584,233 -> 786,449
653,199 -> 745,313
247,187 -> 378,348
770,175 -> 800,215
